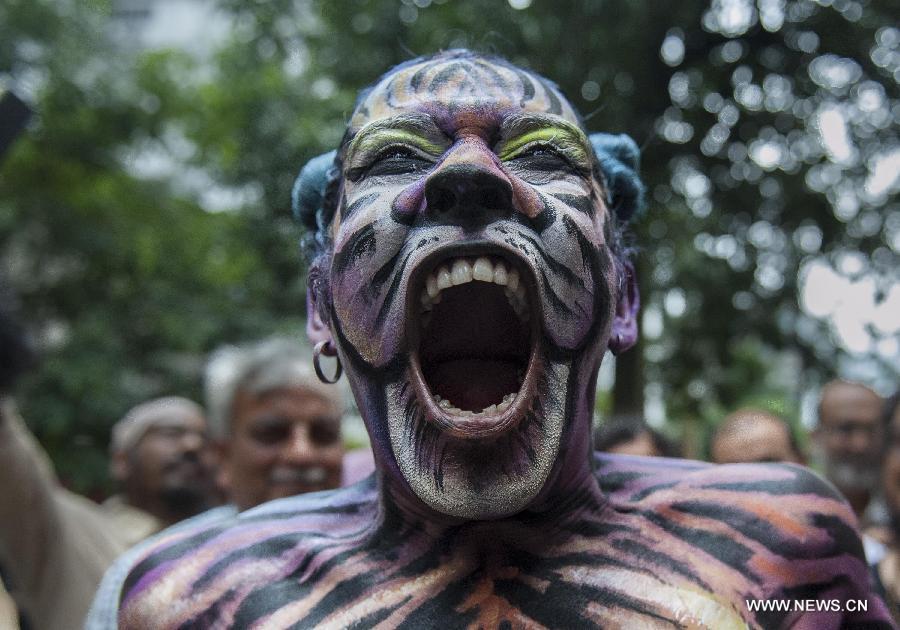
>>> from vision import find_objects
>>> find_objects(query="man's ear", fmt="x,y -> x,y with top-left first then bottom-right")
110,450 -> 130,484
306,278 -> 333,347
214,439 -> 232,495
608,260 -> 640,355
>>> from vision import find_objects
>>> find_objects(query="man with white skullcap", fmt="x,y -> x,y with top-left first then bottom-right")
106,396 -> 217,529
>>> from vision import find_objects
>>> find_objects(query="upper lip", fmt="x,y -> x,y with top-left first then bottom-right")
406,240 -> 542,440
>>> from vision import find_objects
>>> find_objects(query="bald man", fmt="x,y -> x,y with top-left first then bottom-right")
710,408 -> 804,465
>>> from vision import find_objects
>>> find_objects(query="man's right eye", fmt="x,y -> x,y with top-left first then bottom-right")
251,422 -> 291,445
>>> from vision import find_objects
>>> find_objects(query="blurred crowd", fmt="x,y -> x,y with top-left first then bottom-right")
0,283 -> 897,626
595,380 -> 900,618
0,291 -> 373,629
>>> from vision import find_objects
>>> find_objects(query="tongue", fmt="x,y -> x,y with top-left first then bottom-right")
428,359 -> 520,411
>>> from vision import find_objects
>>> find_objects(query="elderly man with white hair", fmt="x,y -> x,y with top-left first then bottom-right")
205,336 -> 346,511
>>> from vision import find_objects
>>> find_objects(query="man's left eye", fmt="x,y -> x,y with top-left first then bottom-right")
367,147 -> 432,177
508,145 -> 573,170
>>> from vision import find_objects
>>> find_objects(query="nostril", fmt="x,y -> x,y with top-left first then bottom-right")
481,187 -> 506,211
432,188 -> 457,213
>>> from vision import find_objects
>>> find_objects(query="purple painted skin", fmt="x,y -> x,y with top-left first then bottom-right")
117,51 -> 894,628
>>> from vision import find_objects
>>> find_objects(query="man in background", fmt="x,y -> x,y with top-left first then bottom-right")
814,379 -> 885,522
710,407 -> 804,465
874,392 -> 900,620
205,337 -> 345,511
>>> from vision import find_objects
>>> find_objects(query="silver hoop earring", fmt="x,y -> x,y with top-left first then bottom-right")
313,340 -> 342,384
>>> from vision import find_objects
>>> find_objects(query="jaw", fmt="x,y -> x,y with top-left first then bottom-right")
383,243 -> 570,520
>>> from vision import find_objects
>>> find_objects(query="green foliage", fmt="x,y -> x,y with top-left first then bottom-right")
0,0 -> 304,493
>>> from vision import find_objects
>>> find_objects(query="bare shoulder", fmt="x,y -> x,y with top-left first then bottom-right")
118,479 -> 378,628
595,452 -> 854,525
592,453 -> 896,626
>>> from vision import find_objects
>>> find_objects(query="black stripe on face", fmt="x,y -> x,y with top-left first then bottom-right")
538,78 -> 563,115
342,192 -> 379,222
549,192 -> 595,217
561,215 -> 597,274
516,230 -> 586,290
410,64 -> 429,92
473,59 -> 509,91
513,69 -> 536,108
538,266 -> 577,318
332,224 -> 377,276
524,191 -> 557,233
429,61 -> 475,92
374,249 -> 415,327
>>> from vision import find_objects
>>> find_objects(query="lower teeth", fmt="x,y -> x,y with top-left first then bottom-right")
432,392 -> 516,417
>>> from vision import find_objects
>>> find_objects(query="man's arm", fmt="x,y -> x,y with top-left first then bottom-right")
0,399 -> 65,597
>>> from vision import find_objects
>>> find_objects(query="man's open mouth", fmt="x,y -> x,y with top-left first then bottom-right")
408,247 -> 540,438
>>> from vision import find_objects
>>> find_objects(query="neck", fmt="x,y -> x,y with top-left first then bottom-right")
126,491 -> 206,528
373,435 -> 606,544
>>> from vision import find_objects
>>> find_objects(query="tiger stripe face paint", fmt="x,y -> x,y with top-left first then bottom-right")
323,53 -> 617,518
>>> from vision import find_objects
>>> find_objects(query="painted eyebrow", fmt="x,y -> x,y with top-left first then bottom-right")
497,115 -> 592,164
346,114 -> 447,160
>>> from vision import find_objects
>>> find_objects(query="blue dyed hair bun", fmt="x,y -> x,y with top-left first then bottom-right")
292,149 -> 337,234
588,133 -> 646,223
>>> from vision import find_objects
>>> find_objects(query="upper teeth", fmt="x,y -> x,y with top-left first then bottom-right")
420,256 -> 529,321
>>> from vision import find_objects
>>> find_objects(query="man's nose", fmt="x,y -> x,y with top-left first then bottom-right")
282,428 -> 316,464
423,143 -> 513,229
179,430 -> 205,454
847,428 -> 874,455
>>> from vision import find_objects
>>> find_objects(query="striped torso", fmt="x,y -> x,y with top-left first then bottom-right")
118,454 -> 892,628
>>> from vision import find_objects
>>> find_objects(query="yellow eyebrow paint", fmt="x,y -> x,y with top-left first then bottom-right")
498,124 -> 591,168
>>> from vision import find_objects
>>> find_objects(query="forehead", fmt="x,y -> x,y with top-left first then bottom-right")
236,386 -> 340,418
148,414 -> 205,431
350,56 -> 581,130
821,385 -> 881,420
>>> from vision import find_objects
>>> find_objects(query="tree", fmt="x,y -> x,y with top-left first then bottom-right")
0,0 -> 300,493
